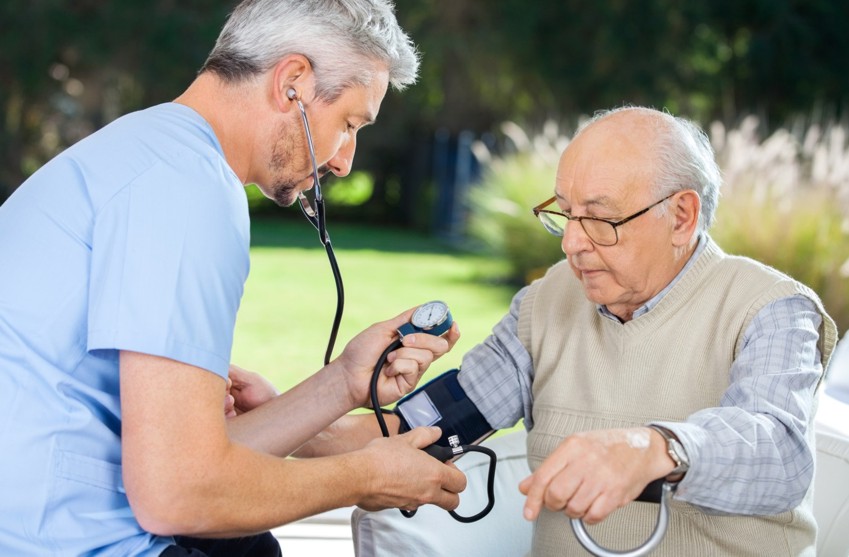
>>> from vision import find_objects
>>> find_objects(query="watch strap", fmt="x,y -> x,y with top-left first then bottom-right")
648,424 -> 689,479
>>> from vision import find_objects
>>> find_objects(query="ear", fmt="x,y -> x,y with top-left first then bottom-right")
270,54 -> 315,112
670,189 -> 700,247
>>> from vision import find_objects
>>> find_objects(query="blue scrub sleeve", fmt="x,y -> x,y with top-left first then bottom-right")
87,159 -> 249,378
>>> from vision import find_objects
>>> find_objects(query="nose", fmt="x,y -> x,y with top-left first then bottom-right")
561,219 -> 593,256
327,135 -> 356,178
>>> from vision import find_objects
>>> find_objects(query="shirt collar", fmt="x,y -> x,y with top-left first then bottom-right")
597,233 -> 708,322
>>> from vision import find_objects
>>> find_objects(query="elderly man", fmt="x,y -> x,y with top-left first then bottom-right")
452,106 -> 837,555
322,106 -> 836,556
0,1 -> 466,556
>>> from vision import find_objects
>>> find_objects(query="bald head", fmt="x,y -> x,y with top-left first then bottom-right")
568,107 -> 721,232
562,109 -> 667,200
575,107 -> 673,148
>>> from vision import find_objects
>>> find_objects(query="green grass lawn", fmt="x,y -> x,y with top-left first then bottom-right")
231,217 -> 518,394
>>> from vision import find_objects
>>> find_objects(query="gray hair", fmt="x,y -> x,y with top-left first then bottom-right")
201,0 -> 420,101
575,107 -> 722,232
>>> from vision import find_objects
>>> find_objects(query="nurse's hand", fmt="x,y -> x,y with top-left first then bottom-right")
335,306 -> 460,409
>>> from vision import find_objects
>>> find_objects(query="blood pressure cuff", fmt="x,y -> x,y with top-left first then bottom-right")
395,369 -> 665,504
394,368 -> 494,448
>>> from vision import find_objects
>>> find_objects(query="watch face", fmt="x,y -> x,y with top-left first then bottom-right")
669,438 -> 690,469
411,301 -> 450,329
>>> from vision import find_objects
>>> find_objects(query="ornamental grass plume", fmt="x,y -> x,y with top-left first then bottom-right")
709,115 -> 849,333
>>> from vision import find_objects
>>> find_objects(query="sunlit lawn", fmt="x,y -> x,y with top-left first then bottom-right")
232,217 -> 517,394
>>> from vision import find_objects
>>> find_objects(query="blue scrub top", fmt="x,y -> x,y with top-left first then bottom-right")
0,103 -> 250,555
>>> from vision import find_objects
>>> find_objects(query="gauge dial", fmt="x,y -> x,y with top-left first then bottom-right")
411,300 -> 450,330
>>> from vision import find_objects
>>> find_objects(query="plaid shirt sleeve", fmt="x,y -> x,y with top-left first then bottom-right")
652,295 -> 824,514
458,287 -> 535,430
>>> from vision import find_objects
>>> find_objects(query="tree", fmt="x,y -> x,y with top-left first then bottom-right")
3,0 -> 847,216
0,0 -> 232,201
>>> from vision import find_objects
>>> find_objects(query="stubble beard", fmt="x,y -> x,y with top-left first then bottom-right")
268,123 -> 303,207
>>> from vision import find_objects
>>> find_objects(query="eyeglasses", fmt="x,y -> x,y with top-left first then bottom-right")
293,96 -> 344,366
531,193 -> 676,246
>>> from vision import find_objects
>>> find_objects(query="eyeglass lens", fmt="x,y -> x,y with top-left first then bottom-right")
537,213 -> 618,246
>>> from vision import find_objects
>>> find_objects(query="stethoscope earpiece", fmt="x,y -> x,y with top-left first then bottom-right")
286,88 -> 297,100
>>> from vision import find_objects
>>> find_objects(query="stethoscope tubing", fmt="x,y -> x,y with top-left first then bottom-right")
293,97 -> 342,366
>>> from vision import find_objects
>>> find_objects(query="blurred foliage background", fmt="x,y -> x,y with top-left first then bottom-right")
2,0 -> 847,333
4,0 -> 849,207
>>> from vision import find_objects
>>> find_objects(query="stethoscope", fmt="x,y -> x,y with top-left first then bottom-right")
289,91 -> 496,523
289,88 -> 669,549
288,87 -> 343,367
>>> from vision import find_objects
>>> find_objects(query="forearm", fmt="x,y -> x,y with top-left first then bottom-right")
122,322 -> 466,538
227,307 -> 460,457
122,352 -> 375,536
226,361 -> 356,456
134,441 -> 375,538
293,412 -> 400,458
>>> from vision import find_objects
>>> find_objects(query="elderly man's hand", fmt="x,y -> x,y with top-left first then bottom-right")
224,364 -> 280,417
519,427 -> 674,525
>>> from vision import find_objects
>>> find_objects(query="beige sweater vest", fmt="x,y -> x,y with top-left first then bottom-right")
519,238 -> 837,557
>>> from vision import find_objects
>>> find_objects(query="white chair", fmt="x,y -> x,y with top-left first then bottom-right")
814,331 -> 849,557
813,396 -> 849,557
814,430 -> 849,557
825,330 -> 849,405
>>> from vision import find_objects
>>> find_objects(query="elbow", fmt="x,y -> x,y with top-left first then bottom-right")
125,469 -> 213,537
131,503 -> 182,537
780,434 -> 817,512
127,484 -> 194,536
762,446 -> 815,514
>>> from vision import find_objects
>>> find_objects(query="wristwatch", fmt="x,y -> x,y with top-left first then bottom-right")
648,425 -> 690,481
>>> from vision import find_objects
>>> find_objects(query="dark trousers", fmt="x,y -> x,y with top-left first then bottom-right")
160,533 -> 282,557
